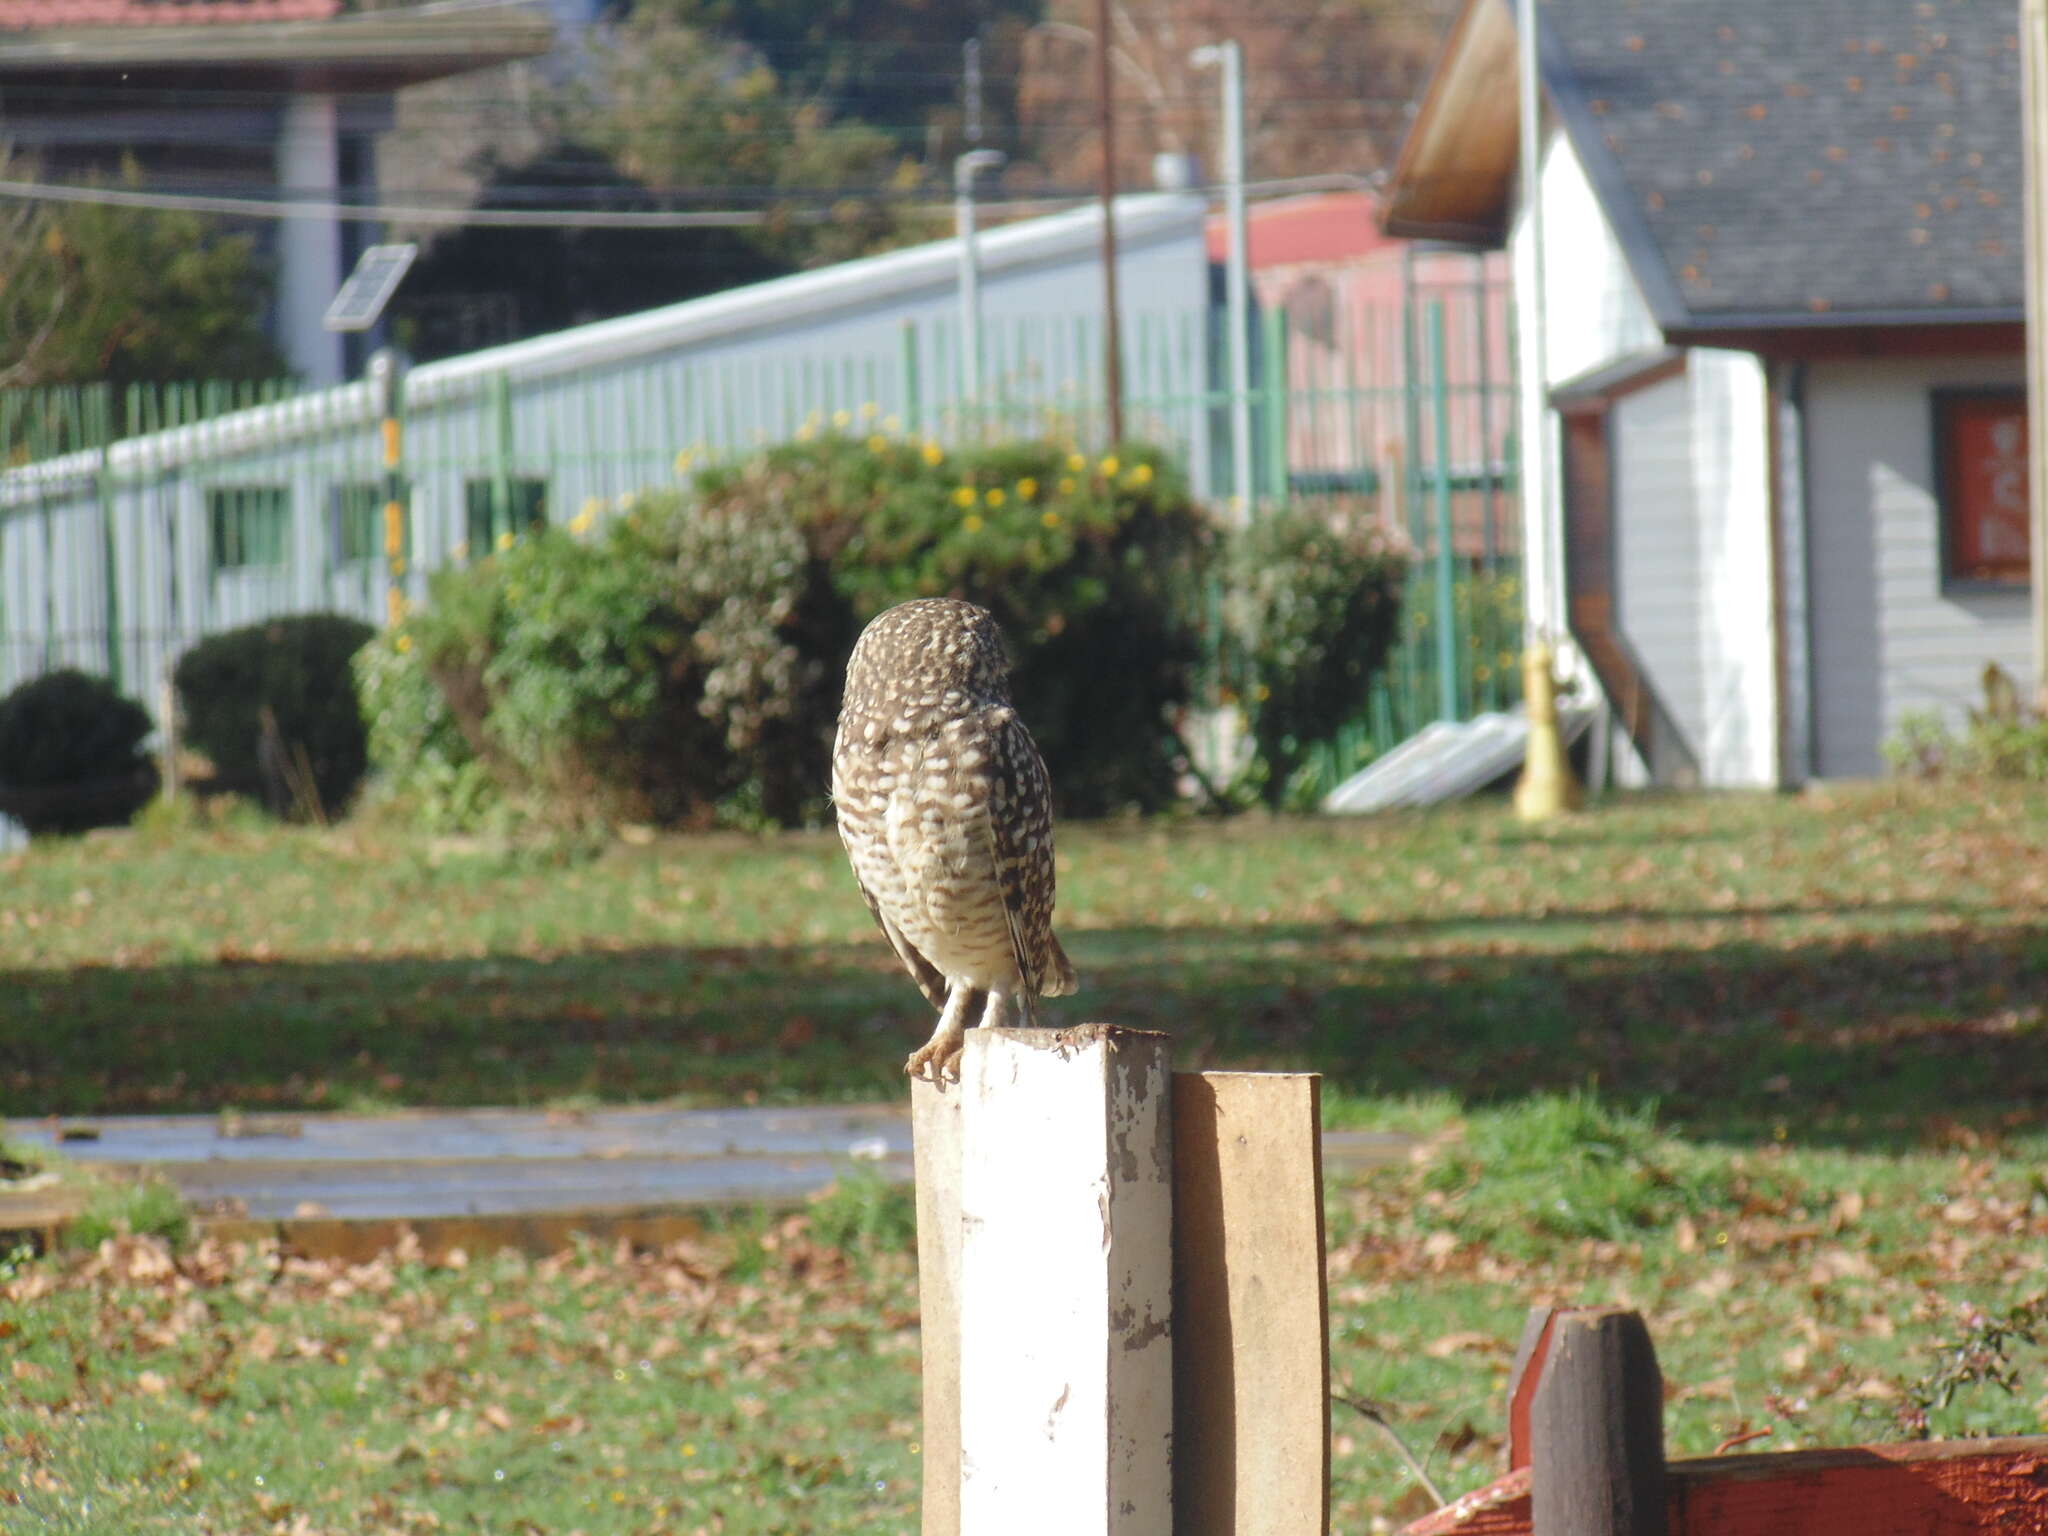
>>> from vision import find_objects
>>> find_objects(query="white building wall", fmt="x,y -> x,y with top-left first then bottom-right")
1688,349 -> 1777,787
1612,373 -> 1706,761
1609,353 -> 1779,789
1804,355 -> 2033,777
1511,132 -> 1663,644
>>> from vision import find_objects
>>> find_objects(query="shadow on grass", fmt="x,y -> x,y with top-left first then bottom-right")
7,914 -> 2045,1152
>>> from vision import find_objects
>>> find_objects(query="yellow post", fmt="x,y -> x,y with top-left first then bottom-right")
371,349 -> 407,627
1514,640 -> 1582,821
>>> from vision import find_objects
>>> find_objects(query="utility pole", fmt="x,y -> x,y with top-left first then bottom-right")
1515,0 -> 1555,647
2023,0 -> 2048,693
1095,0 -> 1126,445
1193,40 -> 1252,521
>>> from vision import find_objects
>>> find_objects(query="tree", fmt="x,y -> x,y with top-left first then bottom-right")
646,0 -> 1039,161
568,17 -> 936,269
389,144 -> 795,361
0,156 -> 283,389
1012,0 -> 1457,194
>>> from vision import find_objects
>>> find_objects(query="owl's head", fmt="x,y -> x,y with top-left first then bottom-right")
842,598 -> 1013,724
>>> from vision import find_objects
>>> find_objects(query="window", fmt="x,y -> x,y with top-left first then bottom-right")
463,476 -> 549,557
206,485 -> 289,571
1935,389 -> 2029,590
332,482 -> 406,566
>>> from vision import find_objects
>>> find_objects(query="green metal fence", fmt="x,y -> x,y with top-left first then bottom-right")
0,286 -> 1517,797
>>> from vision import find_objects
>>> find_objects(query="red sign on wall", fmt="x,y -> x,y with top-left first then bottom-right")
1938,391 -> 2030,588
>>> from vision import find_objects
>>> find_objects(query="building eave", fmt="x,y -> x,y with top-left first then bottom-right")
0,3 -> 554,90
1380,0 -> 1518,244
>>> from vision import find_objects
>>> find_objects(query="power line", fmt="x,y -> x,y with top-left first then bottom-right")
0,169 -> 1372,228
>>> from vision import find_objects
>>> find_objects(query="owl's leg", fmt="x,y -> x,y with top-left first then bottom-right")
906,983 -> 973,1082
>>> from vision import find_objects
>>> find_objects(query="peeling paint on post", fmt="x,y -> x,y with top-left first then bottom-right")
957,1025 -> 1173,1535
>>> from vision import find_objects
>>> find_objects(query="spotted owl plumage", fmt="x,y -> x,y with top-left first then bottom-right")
831,598 -> 1077,1081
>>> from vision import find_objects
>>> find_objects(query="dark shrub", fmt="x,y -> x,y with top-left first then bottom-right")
1227,503 -> 1406,805
173,613 -> 375,819
0,668 -> 158,834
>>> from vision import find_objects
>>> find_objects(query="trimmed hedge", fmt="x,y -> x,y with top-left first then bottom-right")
173,613 -> 375,819
0,668 -> 158,835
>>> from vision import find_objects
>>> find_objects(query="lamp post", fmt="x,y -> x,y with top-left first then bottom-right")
1191,40 -> 1251,521
954,148 -> 1007,415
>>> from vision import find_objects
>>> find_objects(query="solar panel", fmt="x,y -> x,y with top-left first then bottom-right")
323,243 -> 419,333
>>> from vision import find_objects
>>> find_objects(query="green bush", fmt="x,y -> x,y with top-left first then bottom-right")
1884,679 -> 2048,784
173,614 -> 375,820
369,434 -> 1213,830
693,434 -> 1213,818
1225,502 -> 1406,805
0,668 -> 159,834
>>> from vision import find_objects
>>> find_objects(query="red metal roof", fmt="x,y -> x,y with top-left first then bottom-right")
0,0 -> 339,27
1205,191 -> 1400,270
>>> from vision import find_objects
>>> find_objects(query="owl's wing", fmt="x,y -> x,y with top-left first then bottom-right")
986,707 -> 1075,1000
850,865 -> 951,1013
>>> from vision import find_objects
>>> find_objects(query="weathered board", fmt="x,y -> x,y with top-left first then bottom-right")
1171,1071 -> 1329,1536
910,1077 -> 963,1536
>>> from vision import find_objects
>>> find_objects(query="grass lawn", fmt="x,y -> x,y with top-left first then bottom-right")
4,783 -> 2048,1530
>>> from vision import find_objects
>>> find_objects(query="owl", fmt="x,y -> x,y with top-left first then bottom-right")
832,598 -> 1077,1081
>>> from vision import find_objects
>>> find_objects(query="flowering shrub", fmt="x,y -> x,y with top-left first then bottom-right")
361,431 -> 1211,828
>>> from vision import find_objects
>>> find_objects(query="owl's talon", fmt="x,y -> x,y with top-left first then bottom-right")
905,1031 -> 965,1082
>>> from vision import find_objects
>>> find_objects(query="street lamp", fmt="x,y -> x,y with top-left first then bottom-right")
955,148 -> 1007,412
1191,40 -> 1251,520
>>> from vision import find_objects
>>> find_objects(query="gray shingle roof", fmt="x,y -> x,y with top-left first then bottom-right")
1539,0 -> 2023,327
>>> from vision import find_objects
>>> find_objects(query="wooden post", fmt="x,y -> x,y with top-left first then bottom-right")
957,1025 -> 1173,1535
912,1077 -> 964,1536
1171,1072 -> 1329,1536
1529,1308 -> 1667,1536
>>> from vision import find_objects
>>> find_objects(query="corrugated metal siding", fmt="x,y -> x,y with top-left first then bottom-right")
0,197 -> 1213,721
1804,357 -> 2031,778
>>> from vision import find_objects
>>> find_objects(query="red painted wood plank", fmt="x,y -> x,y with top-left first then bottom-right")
1401,1438 -> 2048,1536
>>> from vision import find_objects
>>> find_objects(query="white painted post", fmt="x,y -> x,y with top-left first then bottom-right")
957,1025 -> 1173,1535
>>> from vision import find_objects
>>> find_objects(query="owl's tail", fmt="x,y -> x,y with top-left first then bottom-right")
1040,934 -> 1078,997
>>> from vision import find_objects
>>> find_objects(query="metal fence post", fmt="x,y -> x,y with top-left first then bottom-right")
1260,307 -> 1289,508
1428,302 -> 1459,723
901,319 -> 923,438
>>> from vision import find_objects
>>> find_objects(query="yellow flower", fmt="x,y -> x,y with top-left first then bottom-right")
795,423 -> 816,442
1057,477 -> 1076,495
1065,452 -> 1086,472
985,488 -> 1006,508
1098,455 -> 1119,476
1017,477 -> 1039,500
1125,462 -> 1154,487
452,540 -> 469,561
963,514 -> 984,533
952,485 -> 977,507
570,497 -> 601,535
883,414 -> 903,433
922,441 -> 945,466
1041,511 -> 1062,529
495,531 -> 515,551
867,434 -> 889,454
831,409 -> 852,429
859,401 -> 880,420
673,450 -> 694,475
395,632 -> 413,654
